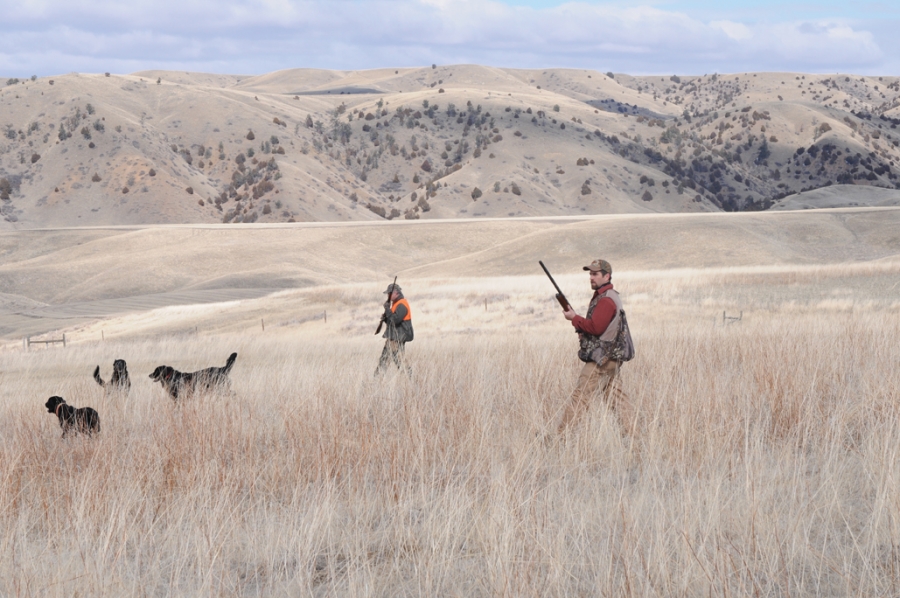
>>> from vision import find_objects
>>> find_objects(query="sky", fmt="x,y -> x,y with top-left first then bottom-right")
1,0 -> 899,77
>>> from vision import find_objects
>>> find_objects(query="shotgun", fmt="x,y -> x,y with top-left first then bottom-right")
375,276 -> 398,335
539,261 -> 572,311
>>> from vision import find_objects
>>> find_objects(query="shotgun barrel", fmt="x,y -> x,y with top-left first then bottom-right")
539,261 -> 572,311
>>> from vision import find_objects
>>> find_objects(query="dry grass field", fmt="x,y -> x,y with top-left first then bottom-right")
1,210 -> 900,596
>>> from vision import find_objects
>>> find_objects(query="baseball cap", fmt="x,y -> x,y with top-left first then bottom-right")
383,283 -> 402,294
583,259 -> 612,274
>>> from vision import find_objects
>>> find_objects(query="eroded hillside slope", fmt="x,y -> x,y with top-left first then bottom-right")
2,67 -> 900,227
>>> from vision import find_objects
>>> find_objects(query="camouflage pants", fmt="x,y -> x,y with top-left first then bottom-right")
375,340 -> 408,375
556,359 -> 625,434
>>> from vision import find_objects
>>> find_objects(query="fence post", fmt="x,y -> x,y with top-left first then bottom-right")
261,318 -> 265,331
63,334 -> 66,348
324,310 -> 327,323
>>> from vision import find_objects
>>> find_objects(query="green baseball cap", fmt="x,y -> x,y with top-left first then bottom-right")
383,283 -> 402,294
583,259 -> 612,274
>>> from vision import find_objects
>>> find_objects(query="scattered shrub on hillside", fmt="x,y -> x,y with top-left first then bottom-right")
186,187 -> 194,195
148,168 -> 156,177
122,186 -> 129,194
581,181 -> 591,195
86,103 -> 95,115
420,159 -> 432,172
510,183 -> 521,196
246,130 -> 255,141
471,187 -> 482,200
31,153 -> 40,164
366,203 -> 386,218
642,190 -> 653,201
92,173 -> 101,182
80,127 -> 91,140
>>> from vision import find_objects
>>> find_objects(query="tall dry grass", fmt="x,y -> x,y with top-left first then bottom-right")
1,280 -> 900,595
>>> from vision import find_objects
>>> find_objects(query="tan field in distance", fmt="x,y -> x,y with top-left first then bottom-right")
1,206 -> 900,594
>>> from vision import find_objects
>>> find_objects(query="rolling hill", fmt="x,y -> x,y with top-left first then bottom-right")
2,66 -> 900,228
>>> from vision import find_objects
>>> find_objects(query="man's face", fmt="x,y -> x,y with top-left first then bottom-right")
589,269 -> 610,290
389,290 -> 400,302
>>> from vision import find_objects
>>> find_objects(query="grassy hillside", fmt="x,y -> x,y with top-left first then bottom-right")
2,68 -> 900,227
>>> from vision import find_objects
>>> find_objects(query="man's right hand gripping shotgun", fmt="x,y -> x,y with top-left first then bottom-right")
539,261 -> 572,312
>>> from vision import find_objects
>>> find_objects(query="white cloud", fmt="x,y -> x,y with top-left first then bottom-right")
0,0 -> 895,76
711,20 -> 753,41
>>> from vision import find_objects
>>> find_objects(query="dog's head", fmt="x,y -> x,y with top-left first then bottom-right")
45,395 -> 66,414
149,365 -> 174,383
113,359 -> 128,375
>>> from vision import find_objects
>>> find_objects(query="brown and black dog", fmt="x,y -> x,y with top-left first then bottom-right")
93,359 -> 131,394
45,396 -> 100,437
149,352 -> 237,402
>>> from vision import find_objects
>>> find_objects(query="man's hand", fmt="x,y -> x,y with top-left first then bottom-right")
383,300 -> 391,309
563,307 -> 578,321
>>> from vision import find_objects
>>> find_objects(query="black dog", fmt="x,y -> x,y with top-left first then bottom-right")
93,359 -> 131,394
149,352 -> 238,401
45,396 -> 100,437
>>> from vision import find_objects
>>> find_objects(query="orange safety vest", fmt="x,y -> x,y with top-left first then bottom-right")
391,298 -> 412,321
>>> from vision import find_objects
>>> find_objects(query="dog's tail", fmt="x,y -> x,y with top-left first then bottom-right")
222,352 -> 238,374
93,366 -> 105,387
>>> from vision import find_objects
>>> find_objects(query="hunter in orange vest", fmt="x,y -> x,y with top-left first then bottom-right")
375,283 -> 414,375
